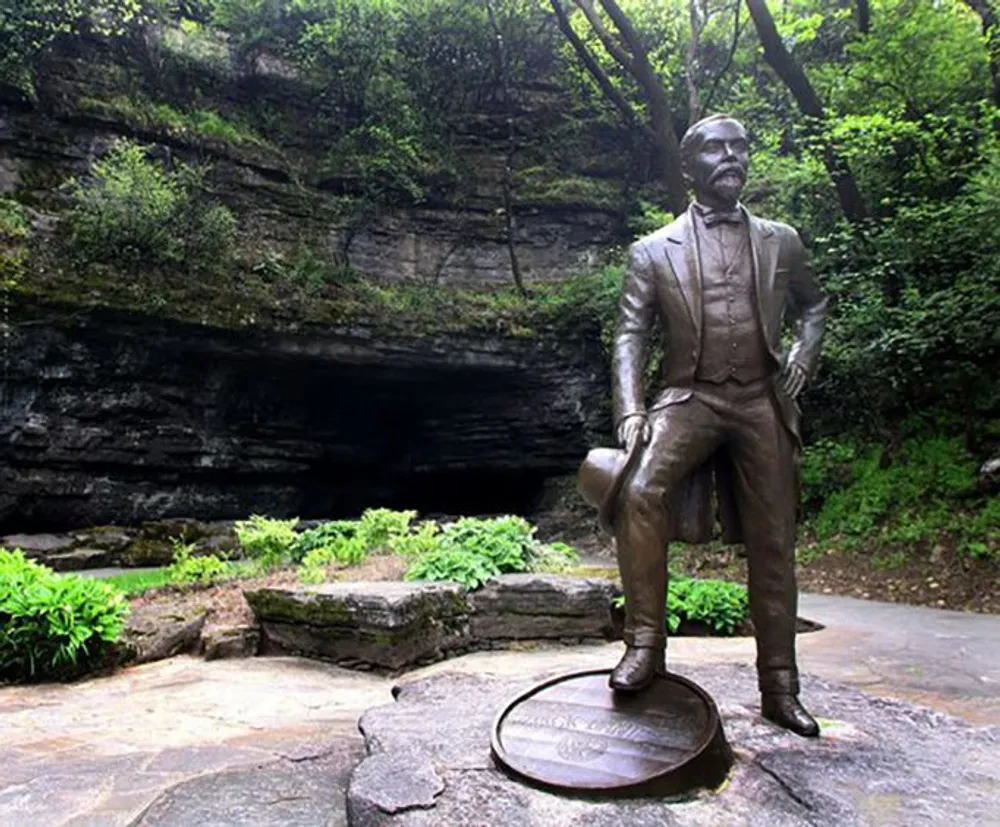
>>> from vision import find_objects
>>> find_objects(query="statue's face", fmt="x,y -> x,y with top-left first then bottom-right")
684,119 -> 749,207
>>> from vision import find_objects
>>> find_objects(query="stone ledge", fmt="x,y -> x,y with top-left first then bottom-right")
246,575 -> 619,672
246,581 -> 472,671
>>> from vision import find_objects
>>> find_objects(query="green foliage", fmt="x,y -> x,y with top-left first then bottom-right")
0,549 -> 129,682
79,95 -> 271,148
235,515 -> 300,569
102,567 -> 173,596
401,544 -> 499,590
167,539 -> 233,585
534,541 -> 580,574
614,576 -> 750,636
801,438 -> 857,513
0,196 -> 30,287
62,138 -> 237,274
803,435 -> 997,559
292,508 -> 416,581
0,197 -> 30,242
668,577 -> 750,635
404,515 -> 538,590
0,0 -> 147,96
388,520 -> 441,558
298,537 -> 367,583
355,508 -> 416,550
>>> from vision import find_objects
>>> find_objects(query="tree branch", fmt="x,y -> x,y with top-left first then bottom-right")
549,0 -> 652,139
745,0 -> 868,223
701,0 -> 744,115
485,0 -> 526,297
570,0 -> 637,76
856,0 -> 871,34
686,0 -> 703,121
960,0 -> 1000,107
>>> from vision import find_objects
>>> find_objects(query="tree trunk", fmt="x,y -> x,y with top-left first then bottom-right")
960,0 -> 1000,107
856,0 -> 870,34
548,0 -> 651,137
744,0 -> 868,223
485,0 -> 527,297
686,0 -> 704,121
568,0 -> 688,215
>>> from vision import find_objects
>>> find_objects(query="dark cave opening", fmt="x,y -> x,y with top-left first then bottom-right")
298,466 -> 557,523
1,319 -> 606,534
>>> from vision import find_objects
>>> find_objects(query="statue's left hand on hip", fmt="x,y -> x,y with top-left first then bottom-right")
779,362 -> 808,399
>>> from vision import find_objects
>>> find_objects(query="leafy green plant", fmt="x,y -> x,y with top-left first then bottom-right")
356,508 -> 417,550
672,578 -> 750,635
535,541 -> 580,573
298,536 -> 368,583
235,515 -> 300,570
403,544 -> 500,591
79,95 -> 271,148
62,138 -> 236,274
810,437 -> 981,543
404,515 -> 540,590
0,549 -> 129,682
167,539 -> 233,586
614,576 -> 750,636
389,520 -> 441,557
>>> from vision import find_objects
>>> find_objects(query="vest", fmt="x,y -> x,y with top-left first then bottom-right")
693,213 -> 770,384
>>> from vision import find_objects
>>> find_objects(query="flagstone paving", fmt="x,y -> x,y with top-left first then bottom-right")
1,593 -> 998,826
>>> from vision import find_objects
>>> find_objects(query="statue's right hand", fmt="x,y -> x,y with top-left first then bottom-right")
617,414 -> 651,452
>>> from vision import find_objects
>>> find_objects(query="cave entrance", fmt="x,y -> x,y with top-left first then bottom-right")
300,466 -> 556,522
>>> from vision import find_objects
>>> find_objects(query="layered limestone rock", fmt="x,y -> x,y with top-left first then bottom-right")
0,298 -> 609,531
246,575 -> 620,670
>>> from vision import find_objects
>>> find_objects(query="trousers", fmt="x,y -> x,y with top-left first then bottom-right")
614,377 -> 800,694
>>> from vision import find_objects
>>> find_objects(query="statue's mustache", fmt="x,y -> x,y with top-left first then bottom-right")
710,165 -> 746,184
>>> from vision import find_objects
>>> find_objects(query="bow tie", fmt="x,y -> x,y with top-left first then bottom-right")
702,208 -> 744,228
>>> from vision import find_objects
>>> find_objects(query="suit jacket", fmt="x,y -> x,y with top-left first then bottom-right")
612,204 -> 828,543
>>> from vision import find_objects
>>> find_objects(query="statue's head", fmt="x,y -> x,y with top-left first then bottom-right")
680,114 -> 749,208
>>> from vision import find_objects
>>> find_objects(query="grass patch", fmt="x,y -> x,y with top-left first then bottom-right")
79,94 -> 274,150
102,568 -> 173,596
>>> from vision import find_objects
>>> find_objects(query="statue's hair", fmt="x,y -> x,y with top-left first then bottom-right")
679,113 -> 747,163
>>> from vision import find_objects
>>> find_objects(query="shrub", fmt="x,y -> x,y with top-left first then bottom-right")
404,515 -> 539,590
403,544 -> 500,591
62,138 -> 236,274
614,576 -> 750,636
535,541 -> 580,573
298,536 -> 369,583
389,520 -> 441,558
0,549 -> 129,682
810,436 -> 980,543
235,515 -> 300,570
669,578 -> 749,635
293,520 -> 359,560
356,508 -> 417,550
167,540 -> 233,586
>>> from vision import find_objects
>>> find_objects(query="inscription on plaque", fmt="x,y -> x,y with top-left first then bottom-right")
492,669 -> 733,797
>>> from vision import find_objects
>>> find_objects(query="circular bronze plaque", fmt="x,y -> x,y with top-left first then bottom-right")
490,669 -> 733,798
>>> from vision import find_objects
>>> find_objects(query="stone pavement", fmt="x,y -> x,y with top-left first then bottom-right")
1,594 -> 999,826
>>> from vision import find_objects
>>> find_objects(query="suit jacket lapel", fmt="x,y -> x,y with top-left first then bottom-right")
664,207 -> 702,341
747,211 -> 778,345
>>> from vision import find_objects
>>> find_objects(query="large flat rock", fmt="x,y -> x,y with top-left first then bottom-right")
246,582 -> 470,670
246,576 -> 622,671
469,574 -> 618,640
347,665 -> 1000,826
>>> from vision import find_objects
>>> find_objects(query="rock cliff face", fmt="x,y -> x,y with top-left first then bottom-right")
1,31 -> 629,286
0,30 -> 625,531
0,298 -> 609,532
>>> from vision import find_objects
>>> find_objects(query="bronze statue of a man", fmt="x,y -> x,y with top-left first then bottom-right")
580,114 -> 827,737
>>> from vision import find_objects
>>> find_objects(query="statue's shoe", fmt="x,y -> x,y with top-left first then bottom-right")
608,646 -> 666,693
761,693 -> 820,737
